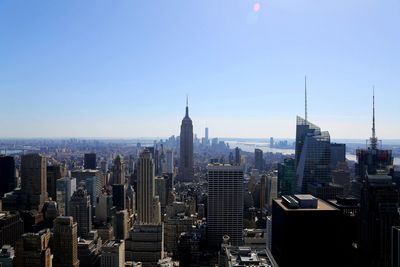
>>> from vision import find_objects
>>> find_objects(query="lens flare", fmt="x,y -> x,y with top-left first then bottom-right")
253,2 -> 261,12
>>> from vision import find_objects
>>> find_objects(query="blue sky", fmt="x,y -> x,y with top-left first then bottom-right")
0,0 -> 399,139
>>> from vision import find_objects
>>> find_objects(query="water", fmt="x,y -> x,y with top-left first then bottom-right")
226,140 -> 400,166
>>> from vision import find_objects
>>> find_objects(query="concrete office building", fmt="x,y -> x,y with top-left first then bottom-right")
178,99 -> 194,182
101,240 -> 125,267
53,216 -> 79,267
207,164 -> 244,250
70,188 -> 92,238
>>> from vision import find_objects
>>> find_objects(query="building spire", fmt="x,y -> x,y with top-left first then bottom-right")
305,75 -> 308,123
370,86 -> 378,149
186,95 -> 189,117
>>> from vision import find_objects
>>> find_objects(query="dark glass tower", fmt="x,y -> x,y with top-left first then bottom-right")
295,116 -> 331,193
178,98 -> 194,182
0,156 -> 16,198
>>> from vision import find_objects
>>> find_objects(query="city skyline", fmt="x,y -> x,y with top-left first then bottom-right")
1,0 -> 399,139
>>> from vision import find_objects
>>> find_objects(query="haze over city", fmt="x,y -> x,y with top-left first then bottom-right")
1,0 -> 399,139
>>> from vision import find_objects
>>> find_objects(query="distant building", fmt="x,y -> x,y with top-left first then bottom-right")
114,210 -> 129,241
101,240 -> 125,267
219,245 -> 278,267
295,117 -> 331,193
113,155 -> 125,185
0,156 -> 16,198
84,153 -> 97,170
70,188 -> 92,238
272,195 -> 342,267
277,158 -> 296,196
307,182 -> 344,201
330,143 -> 346,170
77,231 -> 102,267
53,216 -> 79,267
178,100 -> 194,182
125,224 -> 164,267
15,229 -> 52,267
136,150 -> 161,224
0,212 -> 24,247
234,147 -> 241,165
47,164 -> 65,200
56,177 -> 77,216
254,149 -> 264,171
112,184 -> 126,211
207,164 -> 244,250
20,154 -> 48,211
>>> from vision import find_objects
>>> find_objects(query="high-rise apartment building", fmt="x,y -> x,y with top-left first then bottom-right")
178,100 -> 194,182
20,154 -> 48,211
70,188 -> 92,238
53,216 -> 79,267
207,164 -> 244,250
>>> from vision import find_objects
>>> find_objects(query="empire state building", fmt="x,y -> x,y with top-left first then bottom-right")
178,99 -> 194,182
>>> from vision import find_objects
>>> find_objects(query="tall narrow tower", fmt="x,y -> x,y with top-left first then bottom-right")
370,87 -> 378,149
20,154 -> 48,211
178,97 -> 194,182
53,216 -> 79,267
137,149 -> 161,223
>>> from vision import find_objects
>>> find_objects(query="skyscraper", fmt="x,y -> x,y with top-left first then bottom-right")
136,149 -> 161,224
205,127 -> 209,145
234,147 -> 241,165
178,98 -> 194,182
0,156 -> 16,198
271,195 -> 342,267
56,177 -> 77,216
84,153 -> 97,170
355,91 -> 393,179
359,173 -> 399,267
47,163 -> 64,200
70,188 -> 92,238
112,155 -> 125,185
295,116 -> 331,193
53,216 -> 79,267
254,149 -> 264,171
207,164 -> 244,250
101,240 -> 125,267
277,158 -> 296,196
15,229 -> 52,267
20,154 -> 48,211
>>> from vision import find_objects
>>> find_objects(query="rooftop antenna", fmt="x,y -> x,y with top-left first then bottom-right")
185,95 -> 189,117
370,86 -> 378,149
305,75 -> 308,123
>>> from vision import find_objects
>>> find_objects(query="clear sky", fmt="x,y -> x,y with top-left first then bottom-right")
0,0 -> 399,139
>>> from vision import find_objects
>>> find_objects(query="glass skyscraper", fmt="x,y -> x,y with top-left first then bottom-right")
295,116 -> 331,193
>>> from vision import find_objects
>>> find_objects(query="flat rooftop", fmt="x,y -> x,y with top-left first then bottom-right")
275,198 -> 338,211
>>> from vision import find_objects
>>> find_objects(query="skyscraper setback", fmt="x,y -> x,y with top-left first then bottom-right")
178,98 -> 194,182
